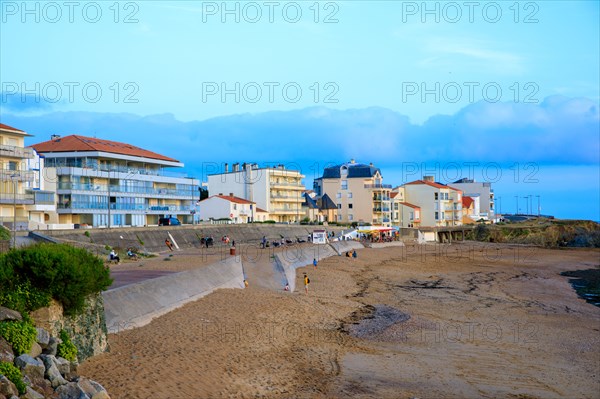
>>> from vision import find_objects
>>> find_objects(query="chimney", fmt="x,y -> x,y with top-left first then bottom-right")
233,163 -> 240,172
369,162 -> 374,167
229,192 -> 234,197
219,193 -> 223,195
350,159 -> 356,164
423,175 -> 435,182
242,162 -> 247,171
224,163 -> 229,173
51,134 -> 61,141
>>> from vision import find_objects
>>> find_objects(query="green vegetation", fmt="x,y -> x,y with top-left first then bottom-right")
136,234 -> 145,246
0,226 -> 10,241
0,243 -> 113,315
0,361 -> 26,394
57,330 -> 78,362
0,317 -> 37,355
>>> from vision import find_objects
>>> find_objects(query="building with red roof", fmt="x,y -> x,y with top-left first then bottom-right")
198,194 -> 257,223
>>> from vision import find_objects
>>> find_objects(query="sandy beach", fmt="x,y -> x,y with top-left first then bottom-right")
79,242 -> 600,398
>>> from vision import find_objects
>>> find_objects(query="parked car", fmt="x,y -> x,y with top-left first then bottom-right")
158,217 -> 181,226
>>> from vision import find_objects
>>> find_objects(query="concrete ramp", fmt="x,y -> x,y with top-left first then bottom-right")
274,244 -> 337,292
329,240 -> 365,255
102,256 -> 245,332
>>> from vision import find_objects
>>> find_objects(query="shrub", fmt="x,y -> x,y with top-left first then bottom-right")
0,318 -> 37,355
0,243 -> 113,315
84,231 -> 90,238
0,280 -> 51,314
0,361 -> 26,395
0,226 -> 10,241
57,330 -> 78,362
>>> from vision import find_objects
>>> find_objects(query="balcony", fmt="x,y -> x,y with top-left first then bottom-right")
54,165 -> 192,180
373,207 -> 391,213
0,193 -> 34,205
270,194 -> 302,201
0,145 -> 34,159
365,184 -> 392,189
0,170 -> 35,181
270,206 -> 301,214
57,203 -> 191,213
57,182 -> 196,198
269,181 -> 304,189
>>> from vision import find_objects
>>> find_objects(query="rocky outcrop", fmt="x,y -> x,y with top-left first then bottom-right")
0,311 -> 111,399
0,308 -> 22,323
30,295 -> 107,363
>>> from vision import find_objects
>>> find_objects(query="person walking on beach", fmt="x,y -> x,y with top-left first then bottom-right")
352,249 -> 357,259
303,273 -> 310,294
313,258 -> 318,270
261,236 -> 266,249
165,239 -> 173,251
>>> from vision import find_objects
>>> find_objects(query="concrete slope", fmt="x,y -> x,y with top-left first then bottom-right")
102,256 -> 245,332
274,244 -> 338,292
329,240 -> 365,255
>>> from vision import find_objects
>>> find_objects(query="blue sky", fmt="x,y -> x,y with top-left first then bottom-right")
1,1 -> 599,220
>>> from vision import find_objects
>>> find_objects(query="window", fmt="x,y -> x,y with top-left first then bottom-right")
341,180 -> 348,190
394,203 -> 399,210
336,192 -> 341,199
233,204 -> 237,210
444,192 -> 449,200
337,214 -> 342,221
337,204 -> 342,209
348,192 -> 353,198
348,214 -> 354,221
434,192 -> 438,200
348,204 -> 353,209
435,211 -> 439,220
8,161 -> 18,171
409,211 -> 414,221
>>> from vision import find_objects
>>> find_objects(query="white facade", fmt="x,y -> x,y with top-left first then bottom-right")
208,163 -> 305,223
403,179 -> 463,227
198,195 -> 255,224
451,180 -> 494,220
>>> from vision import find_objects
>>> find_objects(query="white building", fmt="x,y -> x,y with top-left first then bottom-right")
402,176 -> 463,227
31,134 -> 199,228
207,163 -> 305,223
451,178 -> 495,221
198,195 -> 256,223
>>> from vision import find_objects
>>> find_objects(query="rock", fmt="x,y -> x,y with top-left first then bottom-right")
0,337 -> 14,363
42,337 -> 59,357
27,343 -> 42,359
35,328 -> 50,348
55,382 -> 90,399
55,357 -> 71,377
39,355 -> 68,388
0,376 -> 18,397
0,307 -> 22,322
19,387 -> 44,399
14,355 -> 45,383
76,378 -> 109,398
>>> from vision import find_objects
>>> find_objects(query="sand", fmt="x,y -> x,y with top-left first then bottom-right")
79,241 -> 600,398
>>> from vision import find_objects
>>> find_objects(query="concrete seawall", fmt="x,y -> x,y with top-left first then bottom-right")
102,256 -> 245,332
329,240 -> 365,255
42,225 -> 350,254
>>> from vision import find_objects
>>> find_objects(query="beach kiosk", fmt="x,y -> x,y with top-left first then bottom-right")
312,229 -> 328,244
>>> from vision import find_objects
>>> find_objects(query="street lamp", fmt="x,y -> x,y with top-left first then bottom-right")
10,173 -> 19,249
536,195 -> 541,216
515,196 -> 519,215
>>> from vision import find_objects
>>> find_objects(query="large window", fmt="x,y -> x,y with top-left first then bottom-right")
341,180 -> 348,190
435,211 -> 439,220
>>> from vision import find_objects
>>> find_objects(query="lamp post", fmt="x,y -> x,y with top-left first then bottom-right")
515,196 -> 519,215
11,173 -> 19,249
536,195 -> 540,216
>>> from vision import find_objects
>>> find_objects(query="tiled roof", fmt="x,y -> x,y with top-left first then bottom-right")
303,193 -> 319,209
390,192 -> 399,199
462,196 -> 474,208
210,195 -> 255,205
404,180 -> 461,191
318,193 -> 338,210
30,135 -> 178,162
399,202 -> 421,209
0,123 -> 25,133
256,207 -> 268,213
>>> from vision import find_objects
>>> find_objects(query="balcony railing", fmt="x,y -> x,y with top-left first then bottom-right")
57,182 -> 195,198
365,184 -> 392,189
0,170 -> 35,181
53,165 -> 192,179
373,207 -> 391,212
0,193 -> 34,204
270,194 -> 302,200
269,181 -> 304,188
0,145 -> 34,159
57,203 -> 191,212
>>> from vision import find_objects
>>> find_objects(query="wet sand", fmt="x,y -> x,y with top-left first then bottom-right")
80,242 -> 600,398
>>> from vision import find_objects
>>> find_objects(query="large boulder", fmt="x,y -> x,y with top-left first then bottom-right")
55,382 -> 90,399
0,376 -> 17,397
20,387 -> 44,399
42,336 -> 60,357
28,342 -> 42,359
0,307 -> 21,322
76,378 -> 110,399
35,328 -> 50,348
55,357 -> 71,377
14,355 -> 45,383
39,355 -> 68,388
0,337 -> 14,363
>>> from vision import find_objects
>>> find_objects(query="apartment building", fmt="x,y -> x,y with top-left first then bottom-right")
390,190 -> 421,228
207,163 -> 305,223
403,176 -> 463,227
314,160 -> 392,226
31,135 -> 199,228
198,195 -> 256,223
451,178 -> 495,220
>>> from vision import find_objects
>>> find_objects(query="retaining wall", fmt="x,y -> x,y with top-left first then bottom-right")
274,244 -> 338,292
102,256 -> 245,332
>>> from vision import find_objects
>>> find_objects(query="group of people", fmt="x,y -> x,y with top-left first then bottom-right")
108,247 -> 139,264
345,249 -> 358,259
221,235 -> 235,247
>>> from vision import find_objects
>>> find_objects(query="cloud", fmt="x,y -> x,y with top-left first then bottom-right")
0,92 -> 59,113
2,96 -> 597,177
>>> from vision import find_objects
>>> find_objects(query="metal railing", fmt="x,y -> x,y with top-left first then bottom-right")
57,203 -> 191,212
269,181 -> 304,188
0,193 -> 34,204
0,170 -> 35,181
0,144 -> 35,159
365,184 -> 392,189
57,182 -> 195,197
53,165 -> 193,179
